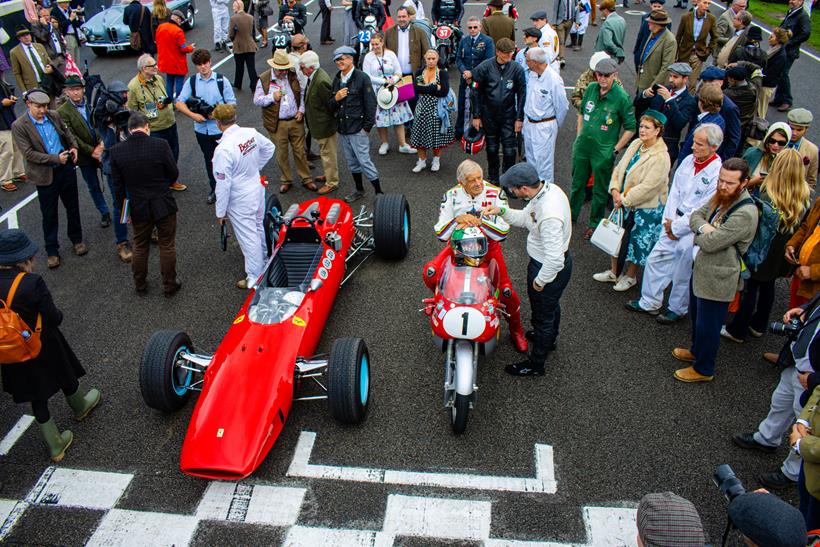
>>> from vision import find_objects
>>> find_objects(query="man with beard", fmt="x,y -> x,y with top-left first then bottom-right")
672,157 -> 758,382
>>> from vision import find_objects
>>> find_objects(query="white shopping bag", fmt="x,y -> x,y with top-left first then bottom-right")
590,209 -> 624,258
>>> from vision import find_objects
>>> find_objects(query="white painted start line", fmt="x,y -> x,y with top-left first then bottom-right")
0,415 -> 34,456
287,430 -> 558,493
0,191 -> 38,229
0,464 -> 638,546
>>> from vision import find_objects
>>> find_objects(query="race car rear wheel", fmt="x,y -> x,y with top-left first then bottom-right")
265,193 -> 283,254
140,330 -> 195,412
451,394 -> 469,434
373,193 -> 410,260
327,337 -> 370,424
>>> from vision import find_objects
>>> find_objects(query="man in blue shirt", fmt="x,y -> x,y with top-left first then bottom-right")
11,89 -> 86,269
175,48 -> 237,203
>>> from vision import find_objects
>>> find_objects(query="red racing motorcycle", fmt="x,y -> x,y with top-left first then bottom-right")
423,227 -> 501,434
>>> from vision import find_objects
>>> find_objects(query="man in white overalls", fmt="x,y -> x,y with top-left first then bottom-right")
211,0 -> 231,51
212,104 -> 276,289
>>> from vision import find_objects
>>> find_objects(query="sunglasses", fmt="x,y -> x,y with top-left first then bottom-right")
145,63 -> 157,67
467,25 -> 479,28
594,72 -> 614,78
768,138 -> 788,146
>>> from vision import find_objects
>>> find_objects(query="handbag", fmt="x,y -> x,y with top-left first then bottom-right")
395,74 -> 415,103
590,209 -> 625,258
129,6 -> 145,50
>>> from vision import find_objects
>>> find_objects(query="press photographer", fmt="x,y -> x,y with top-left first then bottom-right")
733,292 -> 820,491
713,465 -> 806,546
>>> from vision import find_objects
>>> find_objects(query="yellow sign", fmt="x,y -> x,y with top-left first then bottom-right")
233,315 -> 245,324
217,428 -> 224,438
292,316 -> 306,327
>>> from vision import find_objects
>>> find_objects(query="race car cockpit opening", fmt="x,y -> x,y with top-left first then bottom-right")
248,288 -> 305,324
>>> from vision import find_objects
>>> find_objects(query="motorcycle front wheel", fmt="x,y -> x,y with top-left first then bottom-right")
451,393 -> 469,434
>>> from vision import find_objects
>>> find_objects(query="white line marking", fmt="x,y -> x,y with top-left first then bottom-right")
31,467 -> 133,510
284,526 -> 395,546
582,506 -> 639,546
0,465 -> 55,541
87,508 -> 199,547
383,494 -> 492,541
287,430 -> 557,493
0,191 -> 38,229
0,415 -> 34,456
709,1 -> 819,63
196,481 -> 306,526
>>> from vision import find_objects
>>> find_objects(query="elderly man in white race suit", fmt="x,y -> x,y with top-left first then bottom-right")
625,123 -> 724,324
212,104 -> 276,289
211,0 -> 231,51
522,47 -> 568,185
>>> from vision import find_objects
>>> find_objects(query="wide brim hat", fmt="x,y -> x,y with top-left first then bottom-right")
647,9 -> 672,25
377,86 -> 398,110
268,48 -> 295,70
0,230 -> 38,265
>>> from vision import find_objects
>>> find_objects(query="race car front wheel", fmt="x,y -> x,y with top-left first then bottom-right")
140,330 -> 195,412
373,193 -> 410,260
327,337 -> 370,424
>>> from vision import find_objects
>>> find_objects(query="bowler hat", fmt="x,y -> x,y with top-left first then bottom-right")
0,230 -> 38,265
647,9 -> 671,25
268,48 -> 295,69
747,25 -> 763,41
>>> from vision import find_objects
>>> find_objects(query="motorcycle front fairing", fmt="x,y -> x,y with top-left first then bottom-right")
430,261 -> 499,344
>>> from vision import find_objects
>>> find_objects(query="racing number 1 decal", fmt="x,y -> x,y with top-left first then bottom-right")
461,312 -> 469,336
443,307 -> 484,339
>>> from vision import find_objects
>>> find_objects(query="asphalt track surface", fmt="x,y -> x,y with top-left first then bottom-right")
1,0 -> 819,545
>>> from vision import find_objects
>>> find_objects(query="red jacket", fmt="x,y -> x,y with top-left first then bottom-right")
156,22 -> 192,76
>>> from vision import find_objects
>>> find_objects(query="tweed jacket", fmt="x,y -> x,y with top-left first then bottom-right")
636,29 -> 677,91
690,189 -> 759,301
789,198 -> 820,299
384,24 -> 430,75
30,22 -> 67,62
57,100 -> 101,166
795,386 -> 820,497
712,7 -> 736,59
480,12 -> 515,45
9,42 -> 51,93
11,110 -> 78,186
109,132 -> 179,223
796,138 -> 819,189
229,12 -> 258,54
608,138 -> 670,209
304,68 -> 336,140
676,10 -> 717,61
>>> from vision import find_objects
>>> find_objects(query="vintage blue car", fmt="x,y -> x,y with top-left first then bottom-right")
81,0 -> 195,56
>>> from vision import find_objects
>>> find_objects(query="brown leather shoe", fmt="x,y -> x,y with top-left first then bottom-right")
302,180 -> 318,191
116,242 -> 133,263
73,242 -> 88,256
672,347 -> 696,362
47,255 -> 61,269
164,280 -> 182,298
169,182 -> 188,191
315,175 -> 327,183
1,182 -> 17,192
763,352 -> 779,364
317,185 -> 338,195
673,366 -> 714,382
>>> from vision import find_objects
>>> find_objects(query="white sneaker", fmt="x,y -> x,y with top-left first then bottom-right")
412,160 -> 426,173
431,157 -> 440,172
378,142 -> 389,155
592,269 -> 617,283
720,325 -> 744,343
613,276 -> 637,292
398,144 -> 417,154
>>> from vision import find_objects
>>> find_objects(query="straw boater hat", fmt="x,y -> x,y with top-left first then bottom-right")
268,49 -> 294,70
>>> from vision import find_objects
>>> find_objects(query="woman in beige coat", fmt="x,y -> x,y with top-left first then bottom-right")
593,110 -> 671,291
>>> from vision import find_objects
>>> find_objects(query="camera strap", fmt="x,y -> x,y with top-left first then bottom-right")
189,74 -> 226,103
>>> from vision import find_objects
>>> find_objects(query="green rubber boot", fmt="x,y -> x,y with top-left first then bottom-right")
38,418 -> 73,463
66,388 -> 101,421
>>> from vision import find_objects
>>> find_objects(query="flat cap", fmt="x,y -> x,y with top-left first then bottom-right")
530,10 -> 547,19
171,9 -> 185,19
333,45 -> 356,60
523,26 -> 541,38
725,65 -> 748,81
637,492 -> 704,547
589,51 -> 610,71
728,493 -> 805,547
594,57 -> 618,75
788,107 -> 813,126
667,62 -> 692,76
747,25 -> 763,41
16,27 -> 31,37
699,66 -> 725,81
24,90 -> 50,104
500,162 -> 540,188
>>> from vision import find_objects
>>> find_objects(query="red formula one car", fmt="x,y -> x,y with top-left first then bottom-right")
139,193 -> 411,480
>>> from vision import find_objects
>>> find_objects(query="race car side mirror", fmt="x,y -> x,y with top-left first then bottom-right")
308,278 -> 323,292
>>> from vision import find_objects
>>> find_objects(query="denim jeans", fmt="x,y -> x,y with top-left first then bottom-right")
79,164 -> 109,216
165,74 -> 186,100
104,174 -> 128,244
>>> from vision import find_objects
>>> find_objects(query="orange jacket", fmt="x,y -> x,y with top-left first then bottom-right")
155,22 -> 192,76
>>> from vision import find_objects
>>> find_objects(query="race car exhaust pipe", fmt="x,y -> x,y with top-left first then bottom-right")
454,341 -> 476,396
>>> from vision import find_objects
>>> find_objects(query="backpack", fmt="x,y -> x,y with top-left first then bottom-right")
189,73 -> 226,103
0,273 -> 42,365
711,196 -> 780,280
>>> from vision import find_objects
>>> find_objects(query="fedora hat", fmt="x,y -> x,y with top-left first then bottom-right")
648,9 -> 671,25
267,48 -> 295,70
377,86 -> 398,110
0,230 -> 38,265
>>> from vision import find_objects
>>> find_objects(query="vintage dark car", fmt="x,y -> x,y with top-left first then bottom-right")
81,0 -> 195,56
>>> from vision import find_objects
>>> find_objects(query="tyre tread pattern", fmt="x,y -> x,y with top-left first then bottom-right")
139,330 -> 192,413
327,337 -> 369,424
373,193 -> 410,260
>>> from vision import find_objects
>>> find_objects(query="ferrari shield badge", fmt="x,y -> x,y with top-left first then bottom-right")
233,314 -> 245,324
292,316 -> 306,327
217,428 -> 224,438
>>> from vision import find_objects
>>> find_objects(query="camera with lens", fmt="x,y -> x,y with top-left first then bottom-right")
770,318 -> 803,341
92,85 -> 129,131
185,96 -> 215,118
713,464 -> 746,503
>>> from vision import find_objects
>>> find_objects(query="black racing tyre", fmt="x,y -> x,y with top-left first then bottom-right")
90,47 -> 109,57
327,337 -> 370,424
182,4 -> 196,29
265,193 -> 283,254
451,393 -> 469,434
373,193 -> 410,260
140,330 -> 194,412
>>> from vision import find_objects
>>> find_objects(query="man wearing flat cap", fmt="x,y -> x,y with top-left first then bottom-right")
569,57 -> 635,238
481,162 -> 572,377
11,90 -> 86,270
481,0 -> 515,44
787,107 -> 818,189
254,49 -> 314,195
9,28 -> 53,95
636,492 -> 705,547
697,66 -> 742,159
